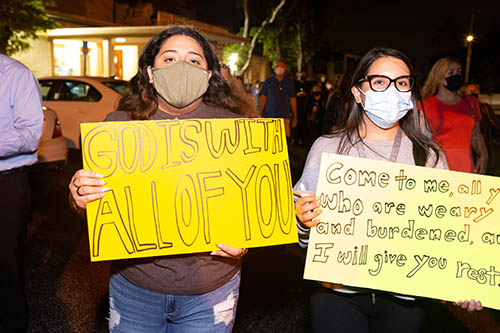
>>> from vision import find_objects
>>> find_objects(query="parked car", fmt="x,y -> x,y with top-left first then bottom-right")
29,106 -> 69,201
38,76 -> 129,149
36,106 -> 68,167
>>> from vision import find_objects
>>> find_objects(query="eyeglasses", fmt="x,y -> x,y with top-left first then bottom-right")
358,75 -> 415,92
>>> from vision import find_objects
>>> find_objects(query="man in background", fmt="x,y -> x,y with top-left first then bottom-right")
259,60 -> 298,140
0,54 -> 43,332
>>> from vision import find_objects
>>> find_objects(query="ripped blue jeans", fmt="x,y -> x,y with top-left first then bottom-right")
108,271 -> 240,332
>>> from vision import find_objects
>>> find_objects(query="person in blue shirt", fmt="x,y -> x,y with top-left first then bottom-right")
259,60 -> 298,139
0,54 -> 43,332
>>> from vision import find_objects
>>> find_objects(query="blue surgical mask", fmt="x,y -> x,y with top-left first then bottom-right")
359,86 -> 413,128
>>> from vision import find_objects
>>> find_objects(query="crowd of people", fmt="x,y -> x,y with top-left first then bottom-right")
2,24 -> 498,332
249,54 -> 500,179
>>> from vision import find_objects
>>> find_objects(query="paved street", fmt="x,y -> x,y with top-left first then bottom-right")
24,147 -> 499,332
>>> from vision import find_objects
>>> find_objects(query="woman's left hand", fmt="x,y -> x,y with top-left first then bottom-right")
455,299 -> 483,312
211,243 -> 248,260
472,121 -> 488,174
475,155 -> 488,174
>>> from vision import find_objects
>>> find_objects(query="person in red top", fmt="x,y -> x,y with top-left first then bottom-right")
421,56 -> 488,173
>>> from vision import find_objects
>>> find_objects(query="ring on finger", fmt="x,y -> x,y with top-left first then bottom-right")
76,186 -> 84,197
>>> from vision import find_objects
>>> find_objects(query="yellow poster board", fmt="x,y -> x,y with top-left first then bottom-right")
81,118 -> 297,262
304,153 -> 500,310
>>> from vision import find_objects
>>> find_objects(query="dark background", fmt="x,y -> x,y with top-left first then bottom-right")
118,0 -> 500,91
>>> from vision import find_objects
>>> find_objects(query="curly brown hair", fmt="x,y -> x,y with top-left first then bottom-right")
221,64 -> 259,118
118,26 -> 233,120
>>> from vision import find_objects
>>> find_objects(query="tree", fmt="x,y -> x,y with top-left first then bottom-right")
231,0 -> 286,76
0,0 -> 58,55
225,0 -> 324,77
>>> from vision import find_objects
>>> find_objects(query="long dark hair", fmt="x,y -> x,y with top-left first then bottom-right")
118,26 -> 232,120
333,47 -> 441,166
323,68 -> 355,133
221,64 -> 259,118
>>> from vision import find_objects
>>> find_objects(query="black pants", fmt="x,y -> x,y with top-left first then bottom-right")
0,170 -> 31,332
310,287 -> 424,333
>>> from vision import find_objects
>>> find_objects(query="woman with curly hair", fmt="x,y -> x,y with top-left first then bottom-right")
220,63 -> 259,118
68,26 -> 246,332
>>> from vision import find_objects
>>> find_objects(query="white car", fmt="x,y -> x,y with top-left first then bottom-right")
37,106 -> 68,166
38,76 -> 129,149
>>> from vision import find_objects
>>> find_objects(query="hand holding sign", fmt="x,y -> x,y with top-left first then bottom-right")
294,189 -> 321,228
210,243 -> 248,259
456,299 -> 483,312
69,169 -> 107,209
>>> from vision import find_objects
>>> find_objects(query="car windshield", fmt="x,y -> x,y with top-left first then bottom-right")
101,80 -> 129,96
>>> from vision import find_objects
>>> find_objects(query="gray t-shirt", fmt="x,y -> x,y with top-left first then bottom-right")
106,103 -> 241,295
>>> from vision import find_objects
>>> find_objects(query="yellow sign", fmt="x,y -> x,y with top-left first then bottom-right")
304,153 -> 500,310
81,118 -> 297,261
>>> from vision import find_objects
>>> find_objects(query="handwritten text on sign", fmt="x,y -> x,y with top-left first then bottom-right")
304,153 -> 500,310
81,118 -> 297,261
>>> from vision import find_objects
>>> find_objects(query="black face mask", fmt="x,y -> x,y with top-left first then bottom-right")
444,74 -> 463,92
471,93 -> 479,99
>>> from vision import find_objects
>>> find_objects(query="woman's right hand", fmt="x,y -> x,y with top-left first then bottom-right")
69,169 -> 108,210
455,299 -> 483,312
294,190 -> 322,228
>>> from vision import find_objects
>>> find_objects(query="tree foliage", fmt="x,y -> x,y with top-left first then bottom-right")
258,24 -> 315,71
224,0 -> 322,76
238,0 -> 285,76
0,0 -> 58,55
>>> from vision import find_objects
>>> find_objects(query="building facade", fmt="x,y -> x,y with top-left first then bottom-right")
13,1 -> 248,80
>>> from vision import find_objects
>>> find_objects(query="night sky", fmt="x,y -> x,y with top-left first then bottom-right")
135,0 -> 500,87
322,1 -> 500,78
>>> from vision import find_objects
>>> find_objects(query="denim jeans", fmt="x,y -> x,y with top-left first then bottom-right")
108,270 -> 241,332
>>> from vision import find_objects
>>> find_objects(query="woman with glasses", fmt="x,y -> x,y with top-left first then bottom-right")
421,57 -> 488,173
293,48 -> 482,333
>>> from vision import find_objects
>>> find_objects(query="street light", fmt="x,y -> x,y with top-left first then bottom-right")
465,34 -> 474,82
